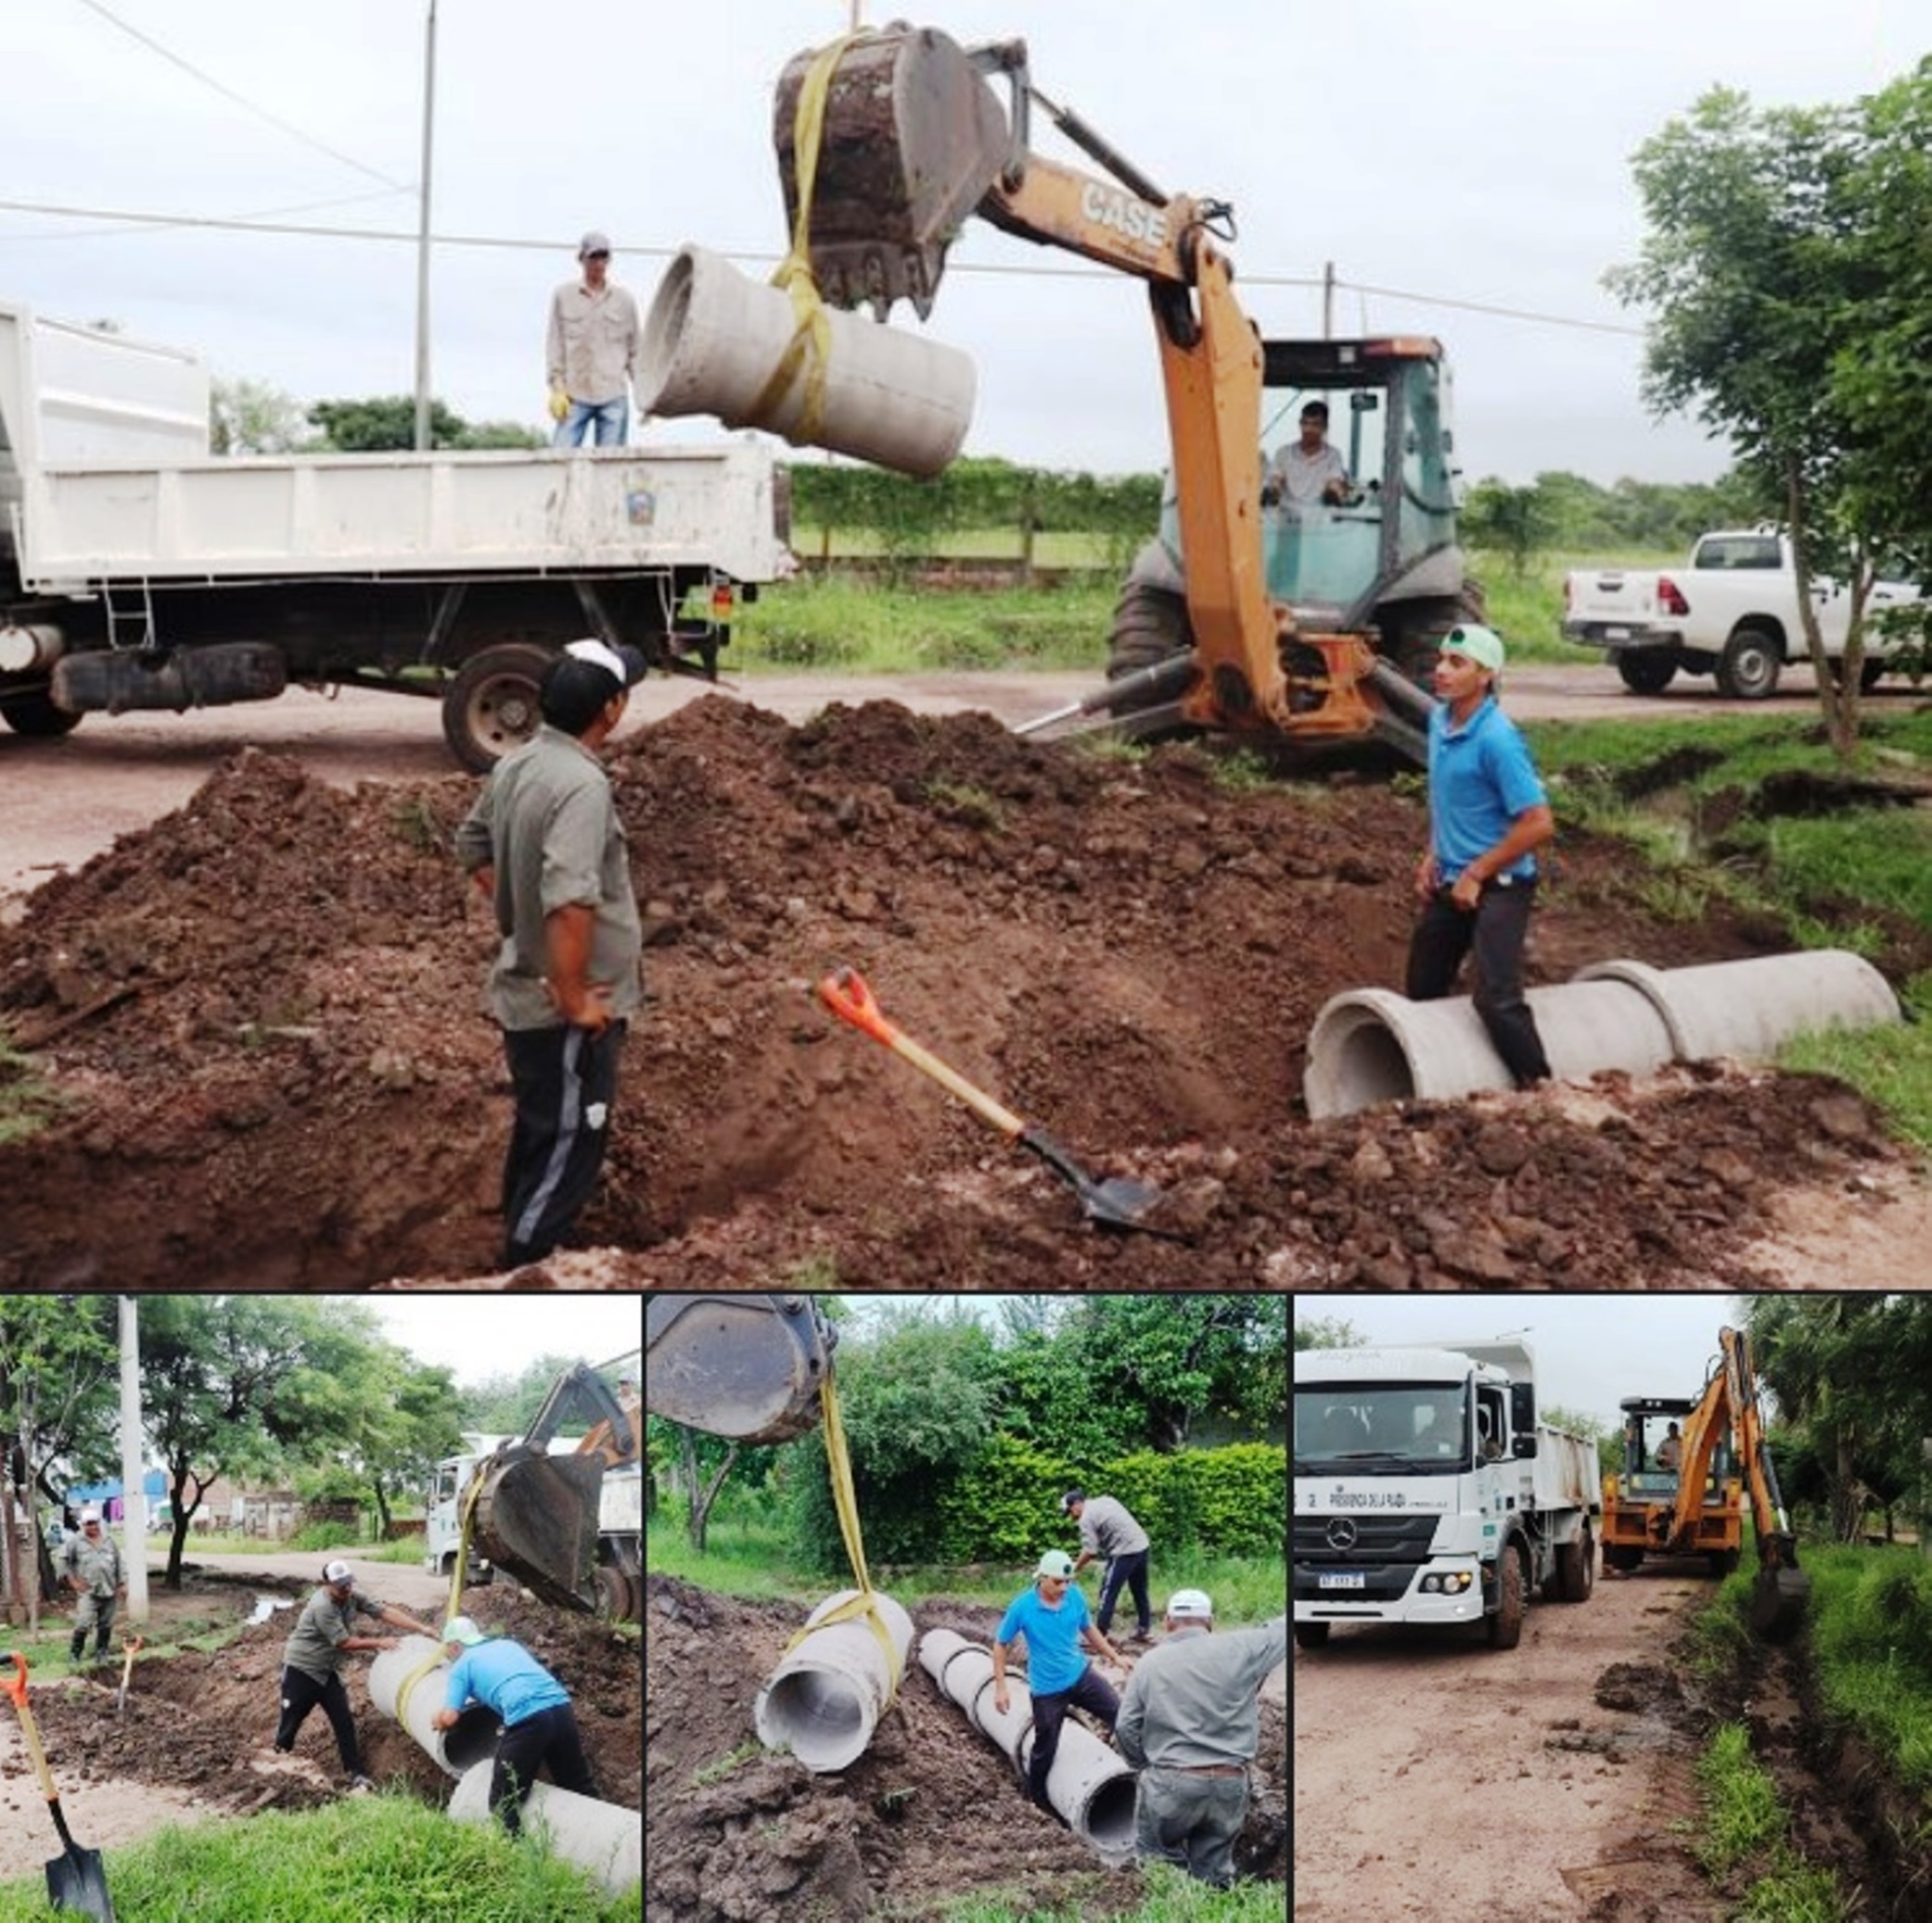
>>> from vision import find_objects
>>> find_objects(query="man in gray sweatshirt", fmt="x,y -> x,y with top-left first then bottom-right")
1114,1589 -> 1288,1889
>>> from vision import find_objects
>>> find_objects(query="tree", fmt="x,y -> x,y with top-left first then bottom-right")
1294,1314 -> 1360,1353
459,1354 -> 597,1437
210,376 -> 314,455
308,395 -> 469,452
1610,84 -> 1900,757
1461,481 -> 1550,575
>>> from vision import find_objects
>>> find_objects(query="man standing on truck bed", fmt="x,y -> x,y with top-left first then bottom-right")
546,230 -> 641,448
455,639 -> 646,1270
1407,623 -> 1555,1087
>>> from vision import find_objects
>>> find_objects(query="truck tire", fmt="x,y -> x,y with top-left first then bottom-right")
0,690 -> 83,738
1380,580 -> 1488,689
1556,1525 -> 1594,1602
1486,1545 -> 1525,1650
1616,649 -> 1679,696
1604,1545 -> 1644,1573
1292,1622 -> 1331,1650
442,642 -> 557,774
1708,1548 -> 1741,1578
1105,578 -> 1192,696
1716,625 -> 1782,699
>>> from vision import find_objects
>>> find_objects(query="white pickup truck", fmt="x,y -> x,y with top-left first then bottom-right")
1561,528 -> 1922,699
0,300 -> 793,769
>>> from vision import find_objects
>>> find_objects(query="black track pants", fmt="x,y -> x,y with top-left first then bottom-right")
500,1019 -> 625,1266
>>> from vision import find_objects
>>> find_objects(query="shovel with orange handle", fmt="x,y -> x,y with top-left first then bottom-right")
0,1651 -> 115,1918
815,966 -> 1186,1240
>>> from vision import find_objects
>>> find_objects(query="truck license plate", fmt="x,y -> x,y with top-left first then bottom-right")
1605,626 -> 1631,640
1317,1571 -> 1365,1591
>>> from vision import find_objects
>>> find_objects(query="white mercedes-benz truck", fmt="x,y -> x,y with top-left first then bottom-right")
1293,1339 -> 1599,1651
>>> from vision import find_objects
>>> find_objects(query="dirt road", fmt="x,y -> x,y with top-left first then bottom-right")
1294,1561 -> 1719,1920
0,663 -> 1895,911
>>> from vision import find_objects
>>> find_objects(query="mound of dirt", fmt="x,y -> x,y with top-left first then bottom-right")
14,1577 -> 639,1818
645,1575 -> 1284,1921
0,698 -> 1911,1286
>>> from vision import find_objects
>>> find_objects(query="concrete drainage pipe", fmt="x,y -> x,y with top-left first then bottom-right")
367,1635 -> 500,1777
451,1761 -> 641,1895
1303,949 -> 1901,1120
753,1589 -> 915,1774
916,1628 -> 1137,1866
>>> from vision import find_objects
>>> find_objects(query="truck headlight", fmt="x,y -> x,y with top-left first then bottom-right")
1420,1571 -> 1473,1595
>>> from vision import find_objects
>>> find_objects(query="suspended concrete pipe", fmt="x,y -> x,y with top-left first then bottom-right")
451,1760 -> 641,1898
368,1635 -> 501,1777
916,1627 -> 1137,1866
635,245 -> 976,479
754,1589 -> 915,1774
1303,948 -> 1903,1120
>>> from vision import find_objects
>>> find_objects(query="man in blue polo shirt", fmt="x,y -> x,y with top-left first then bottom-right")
430,1617 -> 598,1836
1406,623 -> 1555,1085
992,1550 -> 1135,1815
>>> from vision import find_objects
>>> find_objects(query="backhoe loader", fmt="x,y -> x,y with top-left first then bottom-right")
1598,1326 -> 1809,1641
771,22 -> 1469,764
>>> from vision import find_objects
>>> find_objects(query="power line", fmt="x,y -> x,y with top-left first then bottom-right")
74,0 -> 412,192
0,191 -> 1644,339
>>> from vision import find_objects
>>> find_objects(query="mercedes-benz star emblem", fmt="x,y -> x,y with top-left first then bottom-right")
1325,1518 -> 1358,1551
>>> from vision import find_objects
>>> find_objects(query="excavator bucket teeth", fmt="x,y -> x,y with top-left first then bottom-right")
472,1450 -> 604,1613
774,25 -> 1009,318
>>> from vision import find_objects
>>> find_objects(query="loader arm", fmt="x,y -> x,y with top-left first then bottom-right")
1657,1362 -> 1734,1552
774,25 -> 1390,749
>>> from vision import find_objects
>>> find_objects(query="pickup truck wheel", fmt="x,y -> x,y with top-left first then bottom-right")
1616,650 -> 1678,696
1292,1622 -> 1331,1650
1716,625 -> 1782,699
0,690 -> 82,737
443,642 -> 557,773
1486,1545 -> 1525,1649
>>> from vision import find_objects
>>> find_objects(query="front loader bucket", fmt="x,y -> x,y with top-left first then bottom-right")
774,24 -> 1009,318
472,1449 -> 605,1613
1750,1566 -> 1810,1644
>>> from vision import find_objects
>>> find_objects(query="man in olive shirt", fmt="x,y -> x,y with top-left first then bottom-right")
274,1560 -> 437,1791
59,1506 -> 123,1665
1115,1589 -> 1288,1889
456,639 -> 646,1269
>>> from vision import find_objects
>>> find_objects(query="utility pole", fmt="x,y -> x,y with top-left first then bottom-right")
413,1 -> 440,452
119,1297 -> 148,1624
1322,260 -> 1335,340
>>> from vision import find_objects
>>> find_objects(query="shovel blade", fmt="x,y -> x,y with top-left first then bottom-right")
46,1845 -> 114,1920
1017,1126 -> 1184,1239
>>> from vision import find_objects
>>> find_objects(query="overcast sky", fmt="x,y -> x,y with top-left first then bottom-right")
366,1294 -> 640,1387
6,3 -> 1923,485
1296,1294 -> 1772,1432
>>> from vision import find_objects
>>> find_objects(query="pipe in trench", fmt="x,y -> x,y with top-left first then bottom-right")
1303,949 -> 1902,1119
367,1635 -> 501,1777
753,1588 -> 915,1774
916,1627 -> 1137,1865
451,1759 -> 641,1896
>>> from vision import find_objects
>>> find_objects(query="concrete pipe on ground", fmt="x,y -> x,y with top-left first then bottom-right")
916,1627 -> 1137,1866
753,1589 -> 915,1774
367,1635 -> 501,1778
636,246 -> 976,479
1303,949 -> 1903,1120
451,1760 -> 641,1896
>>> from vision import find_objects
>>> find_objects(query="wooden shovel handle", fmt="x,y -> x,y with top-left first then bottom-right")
816,968 -> 1026,1140
0,1654 -> 60,1802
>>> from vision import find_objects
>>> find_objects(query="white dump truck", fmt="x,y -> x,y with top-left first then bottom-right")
1293,1339 -> 1599,1651
0,300 -> 792,770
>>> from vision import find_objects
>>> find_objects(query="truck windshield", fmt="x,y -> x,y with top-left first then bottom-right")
1295,1381 -> 1469,1474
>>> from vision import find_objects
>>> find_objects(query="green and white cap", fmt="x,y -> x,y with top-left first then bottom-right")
1035,1550 -> 1076,1580
1439,623 -> 1505,673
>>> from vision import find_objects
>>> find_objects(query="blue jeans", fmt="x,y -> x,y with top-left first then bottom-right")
553,397 -> 629,447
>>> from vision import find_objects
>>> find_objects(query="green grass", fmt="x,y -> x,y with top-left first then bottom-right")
646,1508 -> 1286,1626
1781,973 -> 1932,1154
0,1789 -> 636,1922
1799,1543 -> 1932,1794
183,1528 -> 428,1565
0,1032 -> 65,1145
1695,1721 -> 1789,1877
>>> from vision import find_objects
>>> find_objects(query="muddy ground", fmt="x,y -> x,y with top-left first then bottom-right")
1,696 -> 1926,1287
645,1573 -> 1285,1921
0,1566 -> 639,1881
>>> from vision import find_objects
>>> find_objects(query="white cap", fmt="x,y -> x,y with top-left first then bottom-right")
564,637 -> 646,687
79,1507 -> 102,1524
323,1559 -> 355,1586
1166,1587 -> 1213,1621
442,1616 -> 486,1647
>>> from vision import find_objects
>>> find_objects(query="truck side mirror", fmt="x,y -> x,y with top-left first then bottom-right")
1510,1381 -> 1535,1434
1513,1432 -> 1537,1459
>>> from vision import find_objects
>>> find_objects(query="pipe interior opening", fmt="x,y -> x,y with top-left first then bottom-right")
442,1705 -> 503,1775
1337,1018 -> 1415,1109
764,1669 -> 866,1771
1083,1774 -> 1141,1857
639,255 -> 695,391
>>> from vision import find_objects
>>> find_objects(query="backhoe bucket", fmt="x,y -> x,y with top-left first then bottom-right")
774,25 -> 1009,318
471,1449 -> 605,1613
1750,1565 -> 1810,1644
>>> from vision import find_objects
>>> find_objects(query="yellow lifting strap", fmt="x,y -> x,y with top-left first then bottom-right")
446,1467 -> 487,1626
781,1368 -> 903,1697
754,29 -> 871,444
393,1644 -> 450,1737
